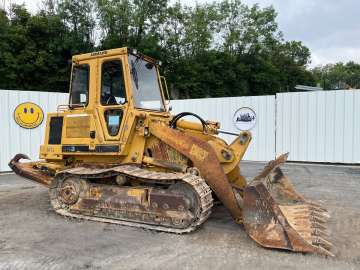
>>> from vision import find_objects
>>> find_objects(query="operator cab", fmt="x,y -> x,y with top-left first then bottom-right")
69,47 -> 169,112
41,48 -> 170,159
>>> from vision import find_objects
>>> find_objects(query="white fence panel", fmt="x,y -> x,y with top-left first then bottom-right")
2,89 -> 357,171
276,90 -> 360,163
0,90 -> 68,171
170,95 -> 276,161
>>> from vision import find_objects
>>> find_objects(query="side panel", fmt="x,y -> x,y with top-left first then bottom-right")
65,115 -> 90,138
276,90 -> 360,163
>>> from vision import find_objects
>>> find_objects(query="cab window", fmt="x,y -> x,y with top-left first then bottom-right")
105,109 -> 123,136
129,54 -> 165,111
101,60 -> 126,106
69,64 -> 89,106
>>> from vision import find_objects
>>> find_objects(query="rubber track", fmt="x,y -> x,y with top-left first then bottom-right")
50,165 -> 214,234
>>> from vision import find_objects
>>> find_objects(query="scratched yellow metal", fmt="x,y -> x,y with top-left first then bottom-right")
189,144 -> 209,162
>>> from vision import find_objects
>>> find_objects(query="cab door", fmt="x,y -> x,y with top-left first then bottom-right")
61,59 -> 98,151
95,55 -> 129,152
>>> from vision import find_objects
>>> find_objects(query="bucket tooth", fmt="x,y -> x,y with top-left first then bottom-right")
311,205 -> 328,213
311,221 -> 327,231
315,245 -> 334,257
312,236 -> 334,251
308,201 -> 328,210
292,204 -> 329,217
311,211 -> 330,220
309,208 -> 330,218
309,215 -> 327,224
311,228 -> 330,239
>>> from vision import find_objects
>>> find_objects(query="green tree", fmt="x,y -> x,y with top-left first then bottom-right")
58,0 -> 96,53
0,0 -> 321,97
312,62 -> 360,90
0,2 -> 96,91
96,0 -> 131,48
96,0 -> 168,55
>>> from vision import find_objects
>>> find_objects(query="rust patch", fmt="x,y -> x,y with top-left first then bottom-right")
9,154 -> 53,187
148,138 -> 188,166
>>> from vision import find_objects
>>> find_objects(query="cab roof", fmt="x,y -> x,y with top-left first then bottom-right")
72,47 -> 128,62
72,47 -> 158,64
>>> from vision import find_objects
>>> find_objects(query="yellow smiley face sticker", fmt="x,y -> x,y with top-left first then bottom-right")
14,102 -> 44,129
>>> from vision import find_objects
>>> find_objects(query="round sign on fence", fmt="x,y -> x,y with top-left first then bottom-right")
14,102 -> 44,129
233,107 -> 256,131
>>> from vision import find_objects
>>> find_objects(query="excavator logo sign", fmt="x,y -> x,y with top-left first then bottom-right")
14,102 -> 44,129
233,107 -> 256,131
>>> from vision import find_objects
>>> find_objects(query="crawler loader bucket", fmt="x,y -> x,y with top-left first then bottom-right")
243,153 -> 333,256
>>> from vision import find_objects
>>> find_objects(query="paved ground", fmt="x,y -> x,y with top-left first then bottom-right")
0,162 -> 359,270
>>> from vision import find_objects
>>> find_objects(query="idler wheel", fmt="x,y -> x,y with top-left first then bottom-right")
58,178 -> 80,205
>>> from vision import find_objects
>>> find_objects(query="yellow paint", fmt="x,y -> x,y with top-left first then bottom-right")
14,102 -> 44,129
127,189 -> 145,198
89,187 -> 102,199
189,144 -> 209,161
65,115 -> 91,138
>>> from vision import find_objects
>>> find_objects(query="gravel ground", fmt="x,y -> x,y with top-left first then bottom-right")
0,162 -> 359,270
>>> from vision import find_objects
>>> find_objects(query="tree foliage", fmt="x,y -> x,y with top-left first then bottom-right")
312,62 -> 360,90
0,0 -> 318,97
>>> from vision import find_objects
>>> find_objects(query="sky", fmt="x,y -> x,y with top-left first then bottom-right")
7,0 -> 360,67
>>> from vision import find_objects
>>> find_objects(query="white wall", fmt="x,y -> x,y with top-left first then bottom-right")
170,95 -> 276,161
1,89 -> 359,172
276,90 -> 360,163
0,90 -> 68,171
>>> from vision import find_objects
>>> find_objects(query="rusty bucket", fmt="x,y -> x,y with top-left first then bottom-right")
243,153 -> 333,256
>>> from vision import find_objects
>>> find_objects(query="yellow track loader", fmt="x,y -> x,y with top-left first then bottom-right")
9,48 -> 332,256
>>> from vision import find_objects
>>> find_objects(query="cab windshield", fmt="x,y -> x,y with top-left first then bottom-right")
128,54 -> 165,111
